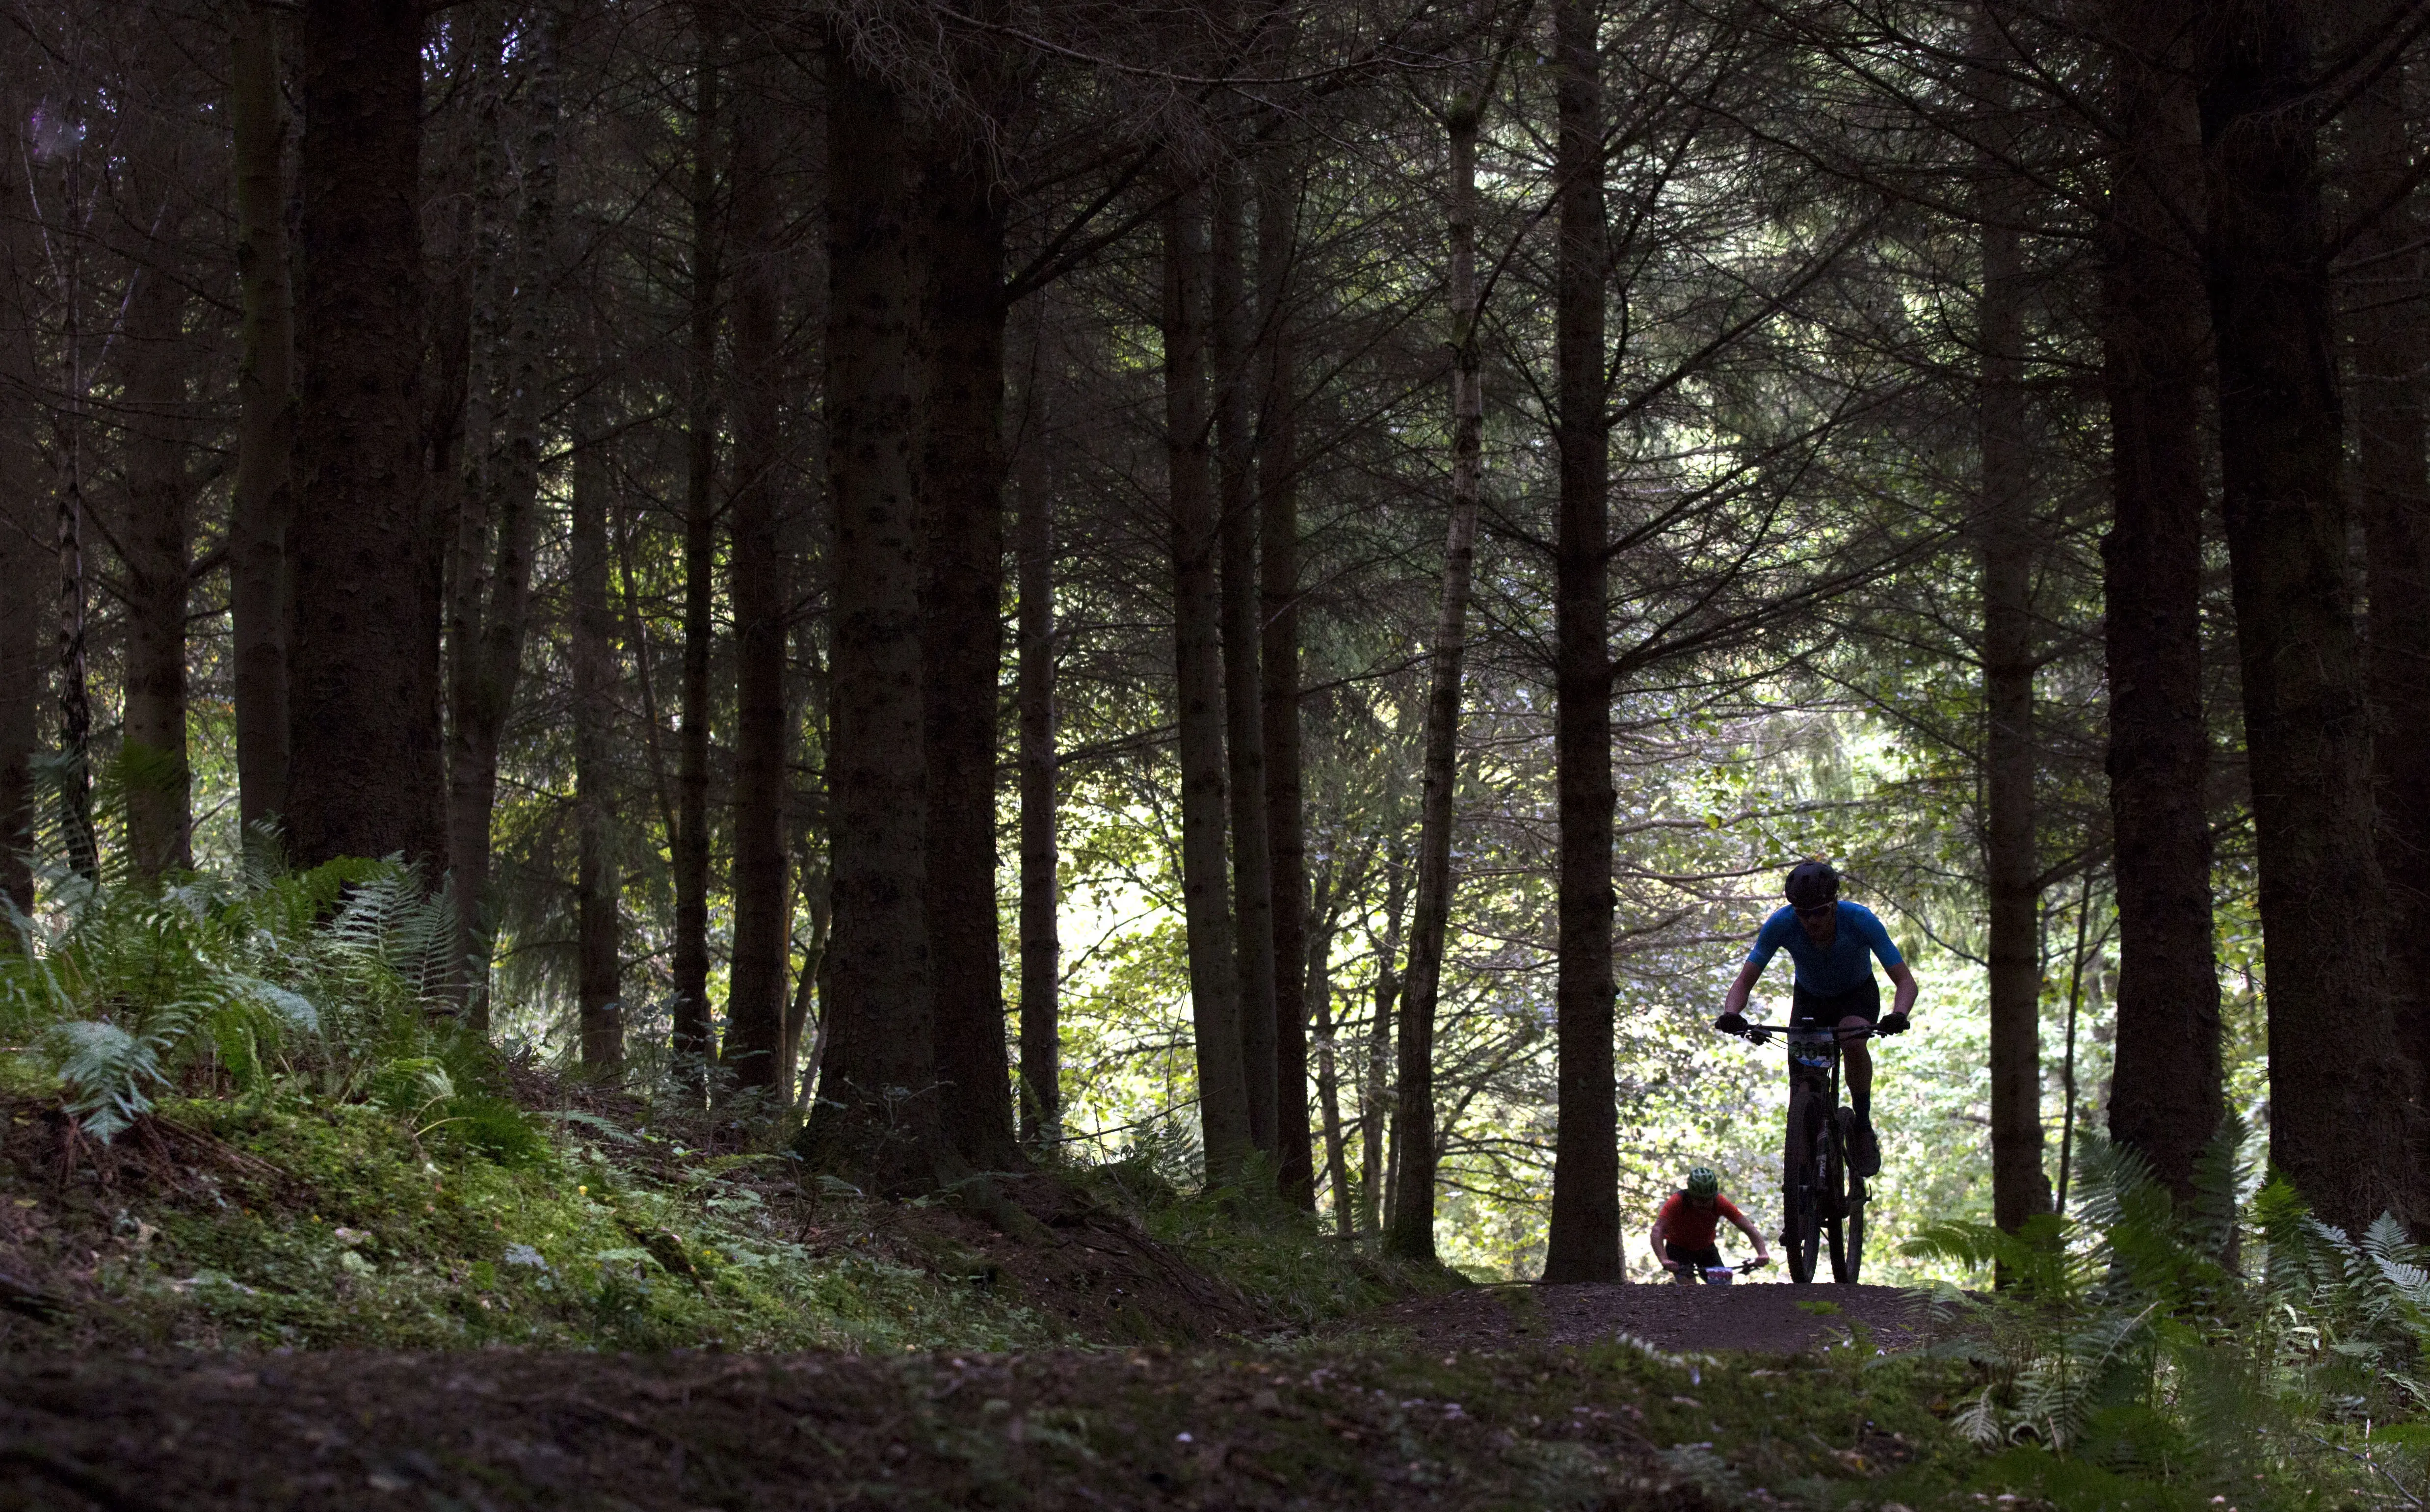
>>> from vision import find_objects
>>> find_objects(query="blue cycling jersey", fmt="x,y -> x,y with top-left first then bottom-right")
1746,902 -> 1903,996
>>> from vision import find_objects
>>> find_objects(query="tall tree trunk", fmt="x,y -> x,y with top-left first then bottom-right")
1544,0 -> 1621,1285
1258,141 -> 1314,1209
289,0 -> 442,875
121,259 -> 199,881
2098,0 -> 2223,1205
795,35 -> 941,1193
672,5 -> 721,1085
1387,79 -> 1489,1264
2199,0 -> 2423,1232
724,46 -> 790,1097
230,0 -> 293,837
921,79 -> 1021,1169
1215,158 -> 1280,1164
2348,28 -> 2430,1157
446,10 -> 558,1027
1362,857 -> 1407,1244
1016,386 -> 1060,1147
1975,59 -> 2049,1232
1163,186 -> 1255,1190
0,151 -> 40,910
573,397 -> 622,1071
1310,904 -> 1351,1238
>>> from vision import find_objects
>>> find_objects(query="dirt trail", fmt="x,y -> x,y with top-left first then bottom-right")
1367,1281 -> 1933,1356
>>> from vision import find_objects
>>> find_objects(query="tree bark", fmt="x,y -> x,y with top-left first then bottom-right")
1214,159 -> 1281,1165
230,0 -> 294,837
2199,0 -> 2424,1231
573,397 -> 622,1070
724,46 -> 790,1098
0,150 -> 40,911
1544,0 -> 1621,1285
1387,79 -> 1489,1264
2347,27 -> 2430,1157
921,86 -> 1021,1169
1975,56 -> 2049,1232
1257,141 -> 1314,1209
1362,857 -> 1407,1244
1162,185 -> 1255,1190
1016,385 -> 1060,1148
795,35 -> 941,1193
1311,905 -> 1351,1238
673,5 -> 721,1085
288,0 -> 442,875
120,254 -> 200,881
2098,0 -> 2223,1205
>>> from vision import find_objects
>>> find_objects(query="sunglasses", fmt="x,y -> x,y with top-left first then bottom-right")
1794,902 -> 1836,918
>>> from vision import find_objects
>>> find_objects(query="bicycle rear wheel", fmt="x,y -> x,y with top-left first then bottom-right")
1827,1107 -> 1865,1284
1783,1083 -> 1824,1284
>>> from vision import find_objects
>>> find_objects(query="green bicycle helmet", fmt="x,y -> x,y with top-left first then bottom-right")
1685,1166 -> 1719,1200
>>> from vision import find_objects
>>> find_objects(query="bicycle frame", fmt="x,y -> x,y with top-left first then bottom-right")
1728,1021 -> 1873,1285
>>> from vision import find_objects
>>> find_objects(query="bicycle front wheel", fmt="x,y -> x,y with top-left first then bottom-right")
1784,1083 -> 1824,1284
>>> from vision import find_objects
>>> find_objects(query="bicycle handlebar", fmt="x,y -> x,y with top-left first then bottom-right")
1719,1021 -> 1882,1042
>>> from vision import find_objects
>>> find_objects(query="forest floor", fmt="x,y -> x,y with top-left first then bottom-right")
0,1078 -> 2009,1511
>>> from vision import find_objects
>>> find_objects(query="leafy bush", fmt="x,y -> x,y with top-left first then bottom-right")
1903,1118 -> 2430,1505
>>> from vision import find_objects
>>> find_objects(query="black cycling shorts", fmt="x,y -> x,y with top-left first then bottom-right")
1664,1241 -> 1725,1273
1791,977 -> 1880,1028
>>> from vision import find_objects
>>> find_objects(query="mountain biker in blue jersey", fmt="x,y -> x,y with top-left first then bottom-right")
1713,860 -> 1917,1177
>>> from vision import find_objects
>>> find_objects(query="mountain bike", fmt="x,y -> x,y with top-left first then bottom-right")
1720,1020 -> 1878,1284
1663,1255 -> 1770,1285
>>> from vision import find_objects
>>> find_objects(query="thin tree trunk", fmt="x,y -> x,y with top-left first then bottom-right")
1362,857 -> 1407,1245
2099,0 -> 2223,1205
724,45 -> 790,1098
1163,185 -> 1255,1190
121,256 -> 199,881
921,80 -> 1021,1169
2200,0 -> 2423,1232
446,11 -> 558,1028
2347,27 -> 2430,1167
0,150 -> 36,912
2055,874 -> 2094,1216
1386,75 -> 1489,1264
1214,158 -> 1280,1164
230,0 -> 293,836
672,5 -> 721,1086
1258,140 -> 1314,1210
288,0 -> 442,875
795,34 -> 941,1193
1975,54 -> 2049,1231
573,393 -> 622,1070
1016,386 -> 1060,1147
1308,872 -> 1350,1237
1544,0 -> 1620,1285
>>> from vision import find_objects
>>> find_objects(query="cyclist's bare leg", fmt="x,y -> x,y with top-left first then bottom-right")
1837,1014 -> 1873,1107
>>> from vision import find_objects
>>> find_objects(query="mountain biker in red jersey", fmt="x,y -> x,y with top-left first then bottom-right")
1713,860 -> 1917,1177
1652,1166 -> 1770,1280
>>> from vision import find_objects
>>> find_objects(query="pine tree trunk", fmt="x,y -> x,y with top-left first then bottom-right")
921,104 -> 1021,1169
1258,142 -> 1315,1209
1163,185 -> 1255,1190
1310,907 -> 1352,1238
1016,386 -> 1061,1147
1387,82 -> 1488,1264
2098,0 -> 2222,1204
121,258 -> 199,881
2199,0 -> 2424,1232
289,0 -> 443,875
0,153 -> 40,909
724,47 -> 790,1098
1976,71 -> 2049,1231
2347,37 -> 2430,1163
230,0 -> 293,836
1544,0 -> 1621,1285
1362,861 -> 1406,1245
573,393 -> 622,1071
795,34 -> 942,1194
446,11 -> 558,1028
672,5 -> 721,1085
1214,160 -> 1281,1164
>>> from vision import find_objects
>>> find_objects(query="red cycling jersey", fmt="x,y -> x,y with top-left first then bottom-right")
1656,1192 -> 1745,1250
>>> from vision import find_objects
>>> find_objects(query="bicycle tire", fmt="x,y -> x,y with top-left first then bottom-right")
1784,1081 -> 1824,1284
1827,1107 -> 1864,1284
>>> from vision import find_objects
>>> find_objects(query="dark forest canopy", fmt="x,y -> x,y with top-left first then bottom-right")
1,0 -> 2425,1279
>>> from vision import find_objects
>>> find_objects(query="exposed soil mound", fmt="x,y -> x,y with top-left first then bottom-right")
1368,1281 -> 1932,1356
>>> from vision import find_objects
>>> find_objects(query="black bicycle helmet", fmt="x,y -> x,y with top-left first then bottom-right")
1784,859 -> 1839,910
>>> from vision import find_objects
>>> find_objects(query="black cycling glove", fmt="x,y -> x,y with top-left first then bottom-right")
1714,1011 -> 1749,1035
1878,1010 -> 1910,1035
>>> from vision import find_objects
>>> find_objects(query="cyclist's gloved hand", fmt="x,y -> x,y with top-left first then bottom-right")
1714,1011 -> 1749,1035
1878,1010 -> 1910,1035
